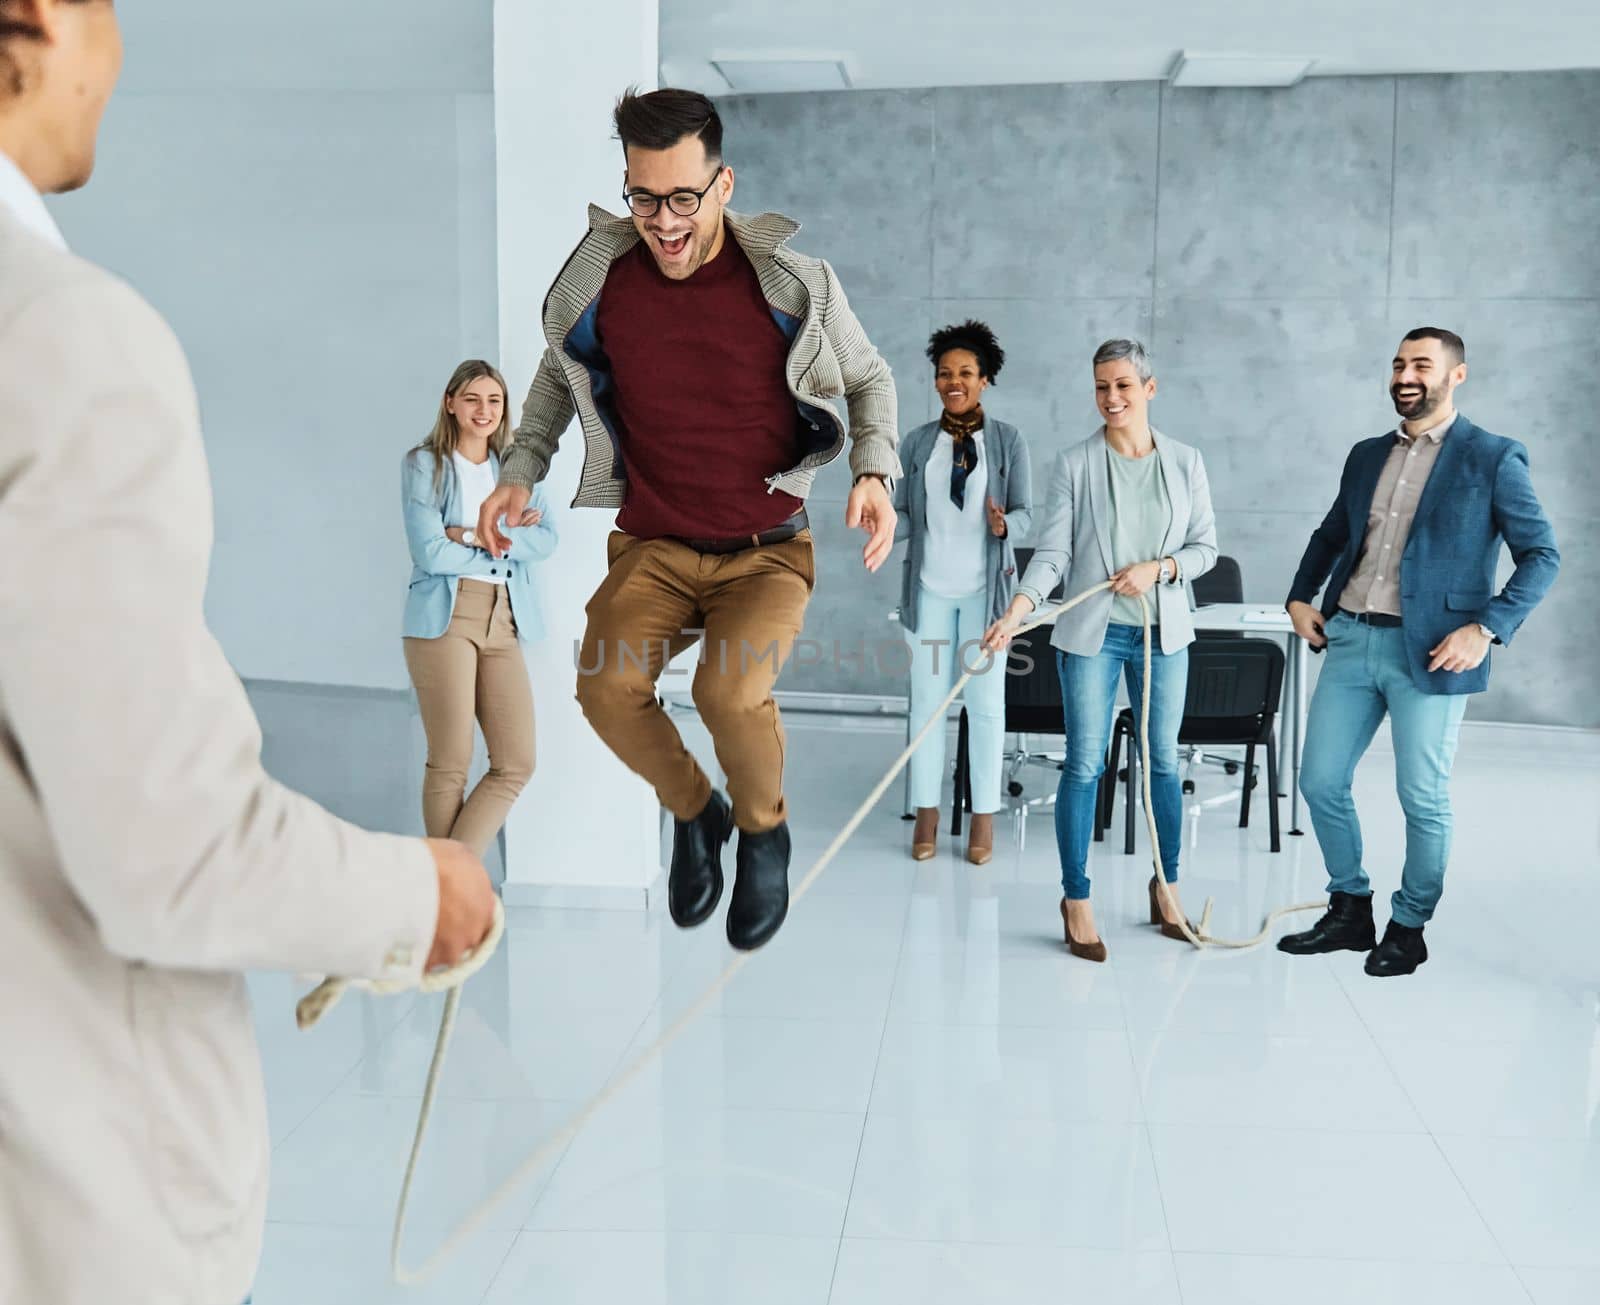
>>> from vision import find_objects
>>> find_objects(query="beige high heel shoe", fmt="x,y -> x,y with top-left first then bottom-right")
965,812 -> 994,865
911,807 -> 939,861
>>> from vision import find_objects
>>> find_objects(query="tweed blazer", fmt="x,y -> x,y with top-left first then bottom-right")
502,206 -> 902,506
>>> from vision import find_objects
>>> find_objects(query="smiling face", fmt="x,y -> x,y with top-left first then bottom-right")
623,135 -> 732,281
935,348 -> 988,417
1390,336 -> 1466,426
446,374 -> 505,443
1094,358 -> 1157,431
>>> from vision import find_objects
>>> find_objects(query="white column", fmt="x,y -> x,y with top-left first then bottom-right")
495,0 -> 663,908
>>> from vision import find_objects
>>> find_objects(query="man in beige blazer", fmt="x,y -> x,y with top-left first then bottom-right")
0,5 -> 497,1302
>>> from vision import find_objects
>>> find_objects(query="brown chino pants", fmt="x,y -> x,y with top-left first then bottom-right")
576,529 -> 815,834
403,580 -> 536,855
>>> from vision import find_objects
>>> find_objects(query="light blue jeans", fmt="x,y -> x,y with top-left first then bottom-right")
906,585 -> 1008,814
1055,624 -> 1188,899
1299,613 -> 1468,927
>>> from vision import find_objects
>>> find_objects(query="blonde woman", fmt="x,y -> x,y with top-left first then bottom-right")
401,360 -> 556,855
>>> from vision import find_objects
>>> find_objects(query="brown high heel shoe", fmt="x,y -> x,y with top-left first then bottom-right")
965,812 -> 994,866
911,807 -> 939,861
1060,897 -> 1108,963
1148,875 -> 1192,942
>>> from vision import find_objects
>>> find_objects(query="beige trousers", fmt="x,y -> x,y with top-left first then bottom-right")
575,529 -> 815,834
403,579 -> 535,855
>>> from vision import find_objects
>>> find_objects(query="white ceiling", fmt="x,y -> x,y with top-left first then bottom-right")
660,0 -> 1600,94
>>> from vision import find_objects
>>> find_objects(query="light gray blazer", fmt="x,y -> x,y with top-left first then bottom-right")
1018,428 -> 1218,656
891,417 -> 1034,631
0,208 -> 439,1305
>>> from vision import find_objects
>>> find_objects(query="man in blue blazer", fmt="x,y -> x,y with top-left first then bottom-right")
1279,328 -> 1559,976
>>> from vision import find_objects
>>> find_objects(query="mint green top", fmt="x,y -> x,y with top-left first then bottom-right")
1106,443 -> 1172,627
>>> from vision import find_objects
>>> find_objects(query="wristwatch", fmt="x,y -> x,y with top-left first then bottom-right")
462,528 -> 477,548
1475,622 -> 1496,643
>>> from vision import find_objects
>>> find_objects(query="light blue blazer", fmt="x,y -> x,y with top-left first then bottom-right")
401,448 -> 557,643
1018,428 -> 1218,657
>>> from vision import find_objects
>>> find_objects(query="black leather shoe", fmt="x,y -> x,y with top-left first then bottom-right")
669,791 -> 733,929
1364,920 -> 1428,977
727,821 -> 790,951
1277,891 -> 1377,955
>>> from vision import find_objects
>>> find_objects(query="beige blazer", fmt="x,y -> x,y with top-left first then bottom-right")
0,210 -> 440,1304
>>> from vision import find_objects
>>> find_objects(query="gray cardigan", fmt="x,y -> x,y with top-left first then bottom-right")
1018,428 -> 1218,656
892,417 -> 1034,632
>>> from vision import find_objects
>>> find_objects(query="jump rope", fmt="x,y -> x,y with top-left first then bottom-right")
295,578 -> 1327,1285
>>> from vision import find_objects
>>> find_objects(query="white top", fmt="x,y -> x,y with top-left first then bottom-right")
921,426 -> 988,599
451,450 -> 507,584
0,148 -> 68,249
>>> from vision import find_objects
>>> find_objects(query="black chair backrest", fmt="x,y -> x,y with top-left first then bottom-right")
1193,555 -> 1243,606
1001,624 -> 1064,734
1182,637 -> 1284,723
991,543 -> 1069,733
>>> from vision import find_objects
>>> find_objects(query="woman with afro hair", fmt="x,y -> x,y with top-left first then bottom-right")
891,320 -> 1033,865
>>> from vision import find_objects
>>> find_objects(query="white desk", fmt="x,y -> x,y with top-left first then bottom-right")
897,602 -> 1313,835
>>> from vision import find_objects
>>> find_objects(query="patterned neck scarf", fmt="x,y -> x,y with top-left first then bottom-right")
940,404 -> 984,509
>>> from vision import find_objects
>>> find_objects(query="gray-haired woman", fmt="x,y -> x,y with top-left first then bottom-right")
985,339 -> 1217,961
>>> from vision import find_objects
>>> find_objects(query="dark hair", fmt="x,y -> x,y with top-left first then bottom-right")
613,86 -> 724,163
0,0 -> 94,96
926,319 -> 1005,382
1402,326 -> 1466,366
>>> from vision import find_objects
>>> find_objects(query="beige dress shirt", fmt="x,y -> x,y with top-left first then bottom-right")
1338,414 -> 1454,618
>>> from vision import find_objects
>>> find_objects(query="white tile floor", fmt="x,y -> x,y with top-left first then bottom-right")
250,717 -> 1600,1303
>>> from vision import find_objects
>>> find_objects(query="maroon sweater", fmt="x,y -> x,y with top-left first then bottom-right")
595,239 -> 805,540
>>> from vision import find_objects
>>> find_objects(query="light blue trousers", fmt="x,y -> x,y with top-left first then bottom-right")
1299,613 -> 1468,927
906,585 -> 1008,814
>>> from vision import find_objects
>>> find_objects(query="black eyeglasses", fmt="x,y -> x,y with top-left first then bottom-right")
622,166 -> 725,218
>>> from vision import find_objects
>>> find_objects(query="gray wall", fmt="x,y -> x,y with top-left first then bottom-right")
46,1 -> 499,691
719,72 -> 1598,727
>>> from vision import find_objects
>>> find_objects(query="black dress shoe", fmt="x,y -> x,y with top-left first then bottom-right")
1365,920 -> 1428,977
669,791 -> 733,929
727,821 -> 790,951
1277,890 -> 1377,955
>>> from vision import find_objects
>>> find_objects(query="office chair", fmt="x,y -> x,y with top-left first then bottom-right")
1193,554 -> 1243,617
1184,552 -> 1251,791
1103,635 -> 1285,853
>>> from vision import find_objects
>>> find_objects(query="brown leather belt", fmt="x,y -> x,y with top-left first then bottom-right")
677,508 -> 809,556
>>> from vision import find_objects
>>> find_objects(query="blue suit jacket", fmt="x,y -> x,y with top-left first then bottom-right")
401,449 -> 557,643
1287,415 -> 1559,694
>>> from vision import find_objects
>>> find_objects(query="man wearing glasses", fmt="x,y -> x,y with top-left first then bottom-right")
476,87 -> 901,951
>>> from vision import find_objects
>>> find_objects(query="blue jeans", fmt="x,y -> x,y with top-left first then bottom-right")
906,585 -> 1008,814
1054,625 -> 1188,899
1299,613 -> 1467,927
